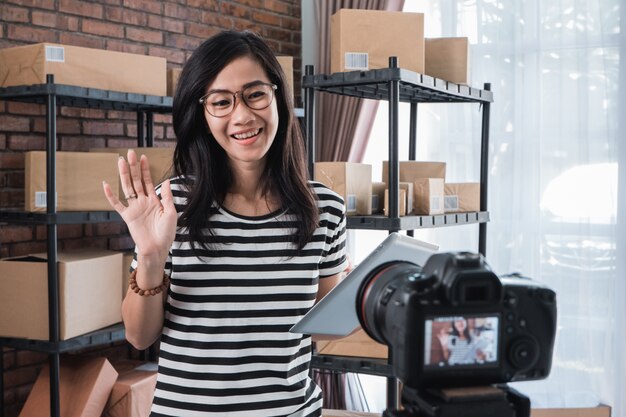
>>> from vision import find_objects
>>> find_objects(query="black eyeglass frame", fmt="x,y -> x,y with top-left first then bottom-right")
198,82 -> 278,118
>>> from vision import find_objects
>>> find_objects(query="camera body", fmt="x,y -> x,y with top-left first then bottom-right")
357,251 -> 557,389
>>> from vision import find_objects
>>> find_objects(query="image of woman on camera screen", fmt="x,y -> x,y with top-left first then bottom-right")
437,317 -> 496,365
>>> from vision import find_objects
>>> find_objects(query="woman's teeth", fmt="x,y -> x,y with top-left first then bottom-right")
233,129 -> 260,140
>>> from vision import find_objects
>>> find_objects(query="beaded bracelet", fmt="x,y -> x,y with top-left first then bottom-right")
128,269 -> 170,296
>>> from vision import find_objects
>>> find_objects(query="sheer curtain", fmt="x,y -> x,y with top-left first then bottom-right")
356,0 -> 624,414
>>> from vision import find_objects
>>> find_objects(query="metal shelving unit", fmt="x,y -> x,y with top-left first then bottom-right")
303,59 -> 494,408
0,76 -> 172,417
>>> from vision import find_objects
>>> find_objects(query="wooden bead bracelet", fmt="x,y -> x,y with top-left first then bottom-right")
128,269 -> 170,296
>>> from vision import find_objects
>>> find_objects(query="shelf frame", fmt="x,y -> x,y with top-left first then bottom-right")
0,77 -> 174,417
303,58 -> 493,410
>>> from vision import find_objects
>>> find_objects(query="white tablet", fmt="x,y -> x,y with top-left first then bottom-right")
290,232 -> 438,336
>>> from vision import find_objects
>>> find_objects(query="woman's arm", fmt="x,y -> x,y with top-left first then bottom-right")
103,150 -> 177,350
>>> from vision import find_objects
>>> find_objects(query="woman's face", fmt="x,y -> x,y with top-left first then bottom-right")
454,319 -> 467,332
202,55 -> 279,170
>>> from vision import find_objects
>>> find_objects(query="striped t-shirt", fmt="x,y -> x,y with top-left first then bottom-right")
137,178 -> 348,417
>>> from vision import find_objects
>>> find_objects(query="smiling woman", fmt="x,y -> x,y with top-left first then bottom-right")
101,30 -> 350,417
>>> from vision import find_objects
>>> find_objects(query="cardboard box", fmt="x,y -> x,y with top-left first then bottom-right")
0,43 -> 167,96
166,68 -> 182,97
384,188 -> 407,217
315,162 -> 372,216
121,251 -> 135,300
401,182 -> 414,215
24,151 -> 119,212
316,328 -> 387,359
414,178 -> 445,215
382,161 -> 446,186
103,361 -> 157,417
331,9 -> 424,74
90,147 -> 174,203
444,182 -> 480,213
425,37 -> 470,85
19,356 -> 118,417
276,55 -> 294,100
531,405 -> 611,417
0,250 -> 122,340
371,182 -> 386,214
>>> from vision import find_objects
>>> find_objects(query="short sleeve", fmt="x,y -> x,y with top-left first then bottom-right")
318,189 -> 349,278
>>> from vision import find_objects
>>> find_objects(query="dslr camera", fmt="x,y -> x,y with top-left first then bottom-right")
356,251 -> 557,417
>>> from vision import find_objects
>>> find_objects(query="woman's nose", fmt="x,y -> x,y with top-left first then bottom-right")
230,97 -> 256,124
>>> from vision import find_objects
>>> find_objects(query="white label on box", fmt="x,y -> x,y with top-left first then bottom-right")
431,196 -> 441,211
371,195 -> 379,212
345,52 -> 368,70
444,195 -> 459,211
45,46 -> 65,62
35,191 -> 57,208
346,194 -> 357,212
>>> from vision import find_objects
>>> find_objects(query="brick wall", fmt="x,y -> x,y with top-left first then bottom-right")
0,1 -> 301,415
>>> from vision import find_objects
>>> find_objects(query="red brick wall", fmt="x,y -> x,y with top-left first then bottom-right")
0,1 -> 301,415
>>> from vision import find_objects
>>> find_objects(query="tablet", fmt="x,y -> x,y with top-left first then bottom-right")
290,232 -> 438,336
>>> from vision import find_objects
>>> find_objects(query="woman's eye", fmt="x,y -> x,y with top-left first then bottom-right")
212,99 -> 232,108
247,91 -> 266,100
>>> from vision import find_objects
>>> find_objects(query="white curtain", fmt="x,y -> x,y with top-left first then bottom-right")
355,0 -> 624,414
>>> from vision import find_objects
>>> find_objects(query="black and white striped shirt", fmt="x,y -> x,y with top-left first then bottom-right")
137,178 -> 348,417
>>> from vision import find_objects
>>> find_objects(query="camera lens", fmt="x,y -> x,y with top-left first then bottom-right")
357,262 -> 421,345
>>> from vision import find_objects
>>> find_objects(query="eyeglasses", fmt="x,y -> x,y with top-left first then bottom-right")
198,82 -> 278,118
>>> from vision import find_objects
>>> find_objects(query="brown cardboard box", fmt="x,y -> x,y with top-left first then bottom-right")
121,251 -> 135,300
315,162 -> 372,215
444,182 -> 480,212
331,9 -> 424,73
316,328 -> 387,359
384,188 -> 407,217
425,37 -> 470,85
401,182 -> 414,215
90,147 -> 174,203
371,182 -> 386,214
19,356 -> 118,417
276,55 -> 294,99
103,361 -> 157,417
0,43 -> 167,96
382,161 -> 446,186
531,405 -> 611,417
414,178 -> 445,215
166,68 -> 182,97
24,151 -> 119,212
0,250 -> 122,340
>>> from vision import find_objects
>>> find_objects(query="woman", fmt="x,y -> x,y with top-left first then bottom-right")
103,30 -> 348,417
437,317 -> 476,365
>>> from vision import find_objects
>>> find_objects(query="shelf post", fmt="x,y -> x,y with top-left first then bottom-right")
146,112 -> 154,147
388,57 -> 400,226
137,111 -> 145,147
45,74 -> 61,417
387,57 -> 401,409
479,83 -> 491,256
407,102 -> 418,238
304,65 -> 315,179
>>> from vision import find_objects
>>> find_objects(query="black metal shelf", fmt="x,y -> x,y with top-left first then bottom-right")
303,67 -> 493,103
311,354 -> 392,378
0,210 -> 122,225
347,211 -> 489,231
0,83 -> 172,112
0,323 -> 125,354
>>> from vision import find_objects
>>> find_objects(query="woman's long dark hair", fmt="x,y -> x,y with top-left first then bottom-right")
172,30 -> 318,251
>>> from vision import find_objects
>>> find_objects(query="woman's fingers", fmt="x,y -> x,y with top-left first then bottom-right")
102,180 -> 126,213
127,150 -> 145,198
118,155 -> 136,201
160,179 -> 175,213
140,154 -> 156,198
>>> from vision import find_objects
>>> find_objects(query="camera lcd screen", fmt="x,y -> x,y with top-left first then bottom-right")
423,315 -> 499,368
